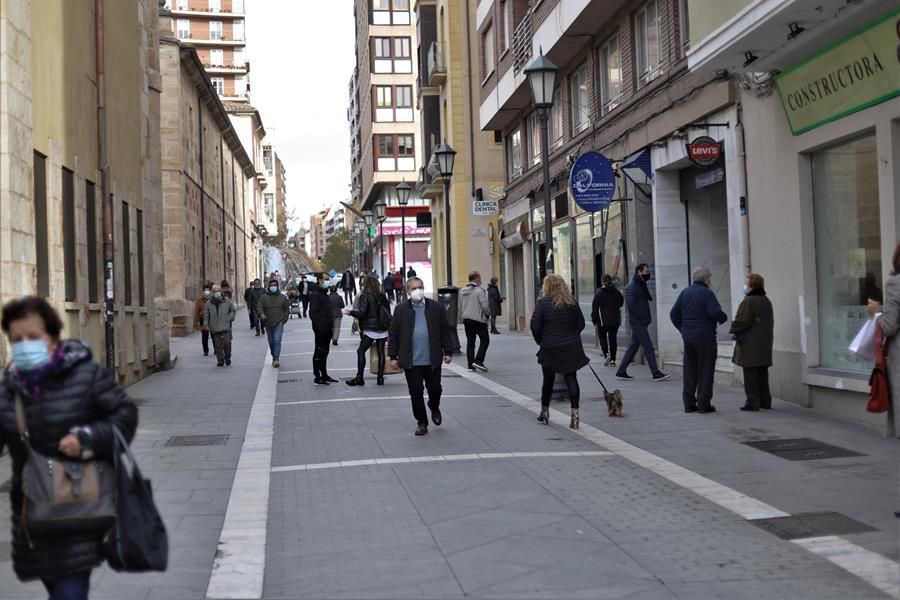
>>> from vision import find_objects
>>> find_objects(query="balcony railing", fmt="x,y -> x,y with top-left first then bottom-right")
512,9 -> 533,74
427,41 -> 446,86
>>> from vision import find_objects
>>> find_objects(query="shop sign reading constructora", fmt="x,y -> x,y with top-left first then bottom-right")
775,9 -> 900,135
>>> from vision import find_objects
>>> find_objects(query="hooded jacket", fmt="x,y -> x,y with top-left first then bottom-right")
308,285 -> 334,333
0,340 -> 138,581
591,285 -> 624,329
459,282 -> 490,324
203,296 -> 236,333
257,289 -> 290,326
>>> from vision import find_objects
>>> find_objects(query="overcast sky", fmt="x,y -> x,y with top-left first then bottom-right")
246,1 -> 356,233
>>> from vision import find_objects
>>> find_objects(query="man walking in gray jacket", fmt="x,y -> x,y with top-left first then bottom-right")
459,271 -> 491,372
204,284 -> 237,367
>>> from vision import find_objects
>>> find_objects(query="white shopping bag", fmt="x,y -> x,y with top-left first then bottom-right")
848,318 -> 877,362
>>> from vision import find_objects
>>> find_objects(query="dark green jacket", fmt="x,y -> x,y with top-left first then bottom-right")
257,291 -> 290,326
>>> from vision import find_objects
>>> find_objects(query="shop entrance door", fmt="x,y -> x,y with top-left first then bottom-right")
512,248 -> 526,331
680,165 -> 731,339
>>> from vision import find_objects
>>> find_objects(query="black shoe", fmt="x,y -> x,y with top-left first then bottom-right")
324,376 -> 339,383
415,423 -> 428,436
216,361 -> 224,367
652,372 -> 672,382
346,377 -> 364,386
490,329 -> 500,334
684,406 -> 699,413
615,373 -> 635,381
740,404 -> 759,412
332,341 -> 338,346
467,365 -> 476,372
376,376 -> 385,386
204,352 -> 209,357
472,362 -> 488,372
698,406 -> 717,414
313,378 -> 329,386
225,359 -> 231,366
761,404 -> 772,410
430,406 -> 442,426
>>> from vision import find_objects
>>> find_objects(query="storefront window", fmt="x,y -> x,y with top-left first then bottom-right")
812,134 -> 881,373
553,222 -> 572,294
576,215 -> 594,320
594,203 -> 628,289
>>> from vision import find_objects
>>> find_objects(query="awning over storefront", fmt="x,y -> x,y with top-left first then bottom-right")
621,149 -> 653,196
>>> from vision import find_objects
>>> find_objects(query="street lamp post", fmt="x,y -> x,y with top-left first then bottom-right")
375,200 -> 387,278
396,180 -> 411,281
433,143 -> 457,286
524,51 -> 559,276
355,221 -> 365,275
363,211 -> 374,274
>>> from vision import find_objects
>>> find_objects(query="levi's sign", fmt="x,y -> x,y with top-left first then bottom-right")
775,9 -> 900,135
686,136 -> 722,167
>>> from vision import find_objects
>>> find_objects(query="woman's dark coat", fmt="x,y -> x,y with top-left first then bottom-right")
351,292 -> 391,333
530,297 -> 590,373
730,289 -> 774,367
487,283 -> 503,316
0,340 -> 138,581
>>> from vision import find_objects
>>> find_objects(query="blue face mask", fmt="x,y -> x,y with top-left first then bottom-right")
12,340 -> 51,371
213,292 -> 223,300
268,285 -> 278,293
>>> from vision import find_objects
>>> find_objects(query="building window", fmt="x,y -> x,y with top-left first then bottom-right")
232,0 -> 244,13
372,0 -> 410,25
62,168 -> 77,302
678,0 -> 690,55
374,134 -> 415,171
635,0 -> 661,85
372,37 -> 412,73
482,24 -> 495,79
122,201 -> 132,306
599,33 -> 622,114
176,19 -> 190,38
208,0 -> 221,12
176,0 -> 188,9
812,134 -> 881,373
233,19 -> 244,41
233,48 -> 244,66
500,0 -> 511,52
209,48 -> 224,66
211,77 -> 225,95
570,61 -> 589,134
528,113 -> 541,167
209,20 -> 223,41
263,146 -> 273,171
136,209 -> 145,306
550,88 -> 563,147
264,193 -> 274,221
86,180 -> 98,303
374,85 -> 413,122
506,126 -> 523,182
33,151 -> 49,297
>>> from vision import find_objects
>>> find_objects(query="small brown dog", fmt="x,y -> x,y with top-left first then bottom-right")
605,389 -> 624,417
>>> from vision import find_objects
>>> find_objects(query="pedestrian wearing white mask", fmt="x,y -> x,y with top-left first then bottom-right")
388,278 -> 454,436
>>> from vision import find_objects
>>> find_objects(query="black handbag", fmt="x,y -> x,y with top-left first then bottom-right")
14,395 -> 117,538
104,427 -> 168,572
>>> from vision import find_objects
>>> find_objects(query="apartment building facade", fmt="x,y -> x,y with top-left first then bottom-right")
414,0 -> 504,291
159,15 -> 256,336
686,0 -> 899,429
478,1 -> 740,371
226,103 -> 268,279
165,0 -> 250,103
259,136 -> 286,244
0,0 -> 167,383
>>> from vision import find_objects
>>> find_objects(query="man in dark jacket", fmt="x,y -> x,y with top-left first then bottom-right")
389,277 -> 454,436
309,280 -> 337,385
670,267 -> 728,413
258,278 -> 290,367
616,264 -> 670,382
244,279 -> 265,335
203,284 -> 237,367
298,277 -> 311,318
341,269 -> 356,305
591,274 -> 624,366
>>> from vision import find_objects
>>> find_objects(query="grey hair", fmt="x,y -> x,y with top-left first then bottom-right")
405,276 -> 424,290
692,267 -> 712,283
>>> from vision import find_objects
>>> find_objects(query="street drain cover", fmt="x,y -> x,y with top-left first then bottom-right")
743,438 -> 864,461
750,512 -> 877,540
165,434 -> 230,447
0,479 -> 9,493
278,378 -> 300,384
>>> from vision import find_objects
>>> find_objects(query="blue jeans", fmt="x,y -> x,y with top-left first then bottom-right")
266,323 -> 284,359
616,322 -> 661,376
249,308 -> 259,330
42,570 -> 90,600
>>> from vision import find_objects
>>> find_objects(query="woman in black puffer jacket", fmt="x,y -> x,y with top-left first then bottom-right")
345,276 -> 391,386
531,274 -> 590,429
0,296 -> 138,599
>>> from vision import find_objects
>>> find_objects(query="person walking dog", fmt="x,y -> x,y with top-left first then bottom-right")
670,267 -> 728,413
531,274 -> 590,429
0,296 -> 138,599
591,274 -> 624,367
730,273 -> 774,411
389,277 -> 454,436
204,284 -> 236,367
616,264 -> 670,382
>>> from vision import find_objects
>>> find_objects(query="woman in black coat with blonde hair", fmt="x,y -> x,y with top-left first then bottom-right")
0,296 -> 138,599
531,274 -> 590,429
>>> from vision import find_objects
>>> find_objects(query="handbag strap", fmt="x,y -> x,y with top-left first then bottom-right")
13,394 -> 29,441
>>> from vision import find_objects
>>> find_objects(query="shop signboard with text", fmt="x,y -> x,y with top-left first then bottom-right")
775,9 -> 900,135
569,151 -> 616,213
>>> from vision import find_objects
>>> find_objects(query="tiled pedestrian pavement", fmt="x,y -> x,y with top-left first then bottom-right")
1,311 -> 897,599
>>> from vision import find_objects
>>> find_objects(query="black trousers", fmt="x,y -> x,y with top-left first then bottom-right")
405,365 -> 442,424
743,366 -> 772,409
463,319 -> 490,367
300,297 -> 309,317
211,331 -> 233,363
201,329 -> 210,355
356,335 -> 385,378
343,289 -> 355,304
312,329 -> 332,379
683,340 -> 717,410
597,325 -> 619,359
540,367 -> 580,409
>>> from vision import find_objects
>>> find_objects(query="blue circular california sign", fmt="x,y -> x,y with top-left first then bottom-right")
569,151 -> 616,213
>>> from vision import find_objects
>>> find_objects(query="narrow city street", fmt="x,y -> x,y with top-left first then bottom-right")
2,311 -> 896,599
